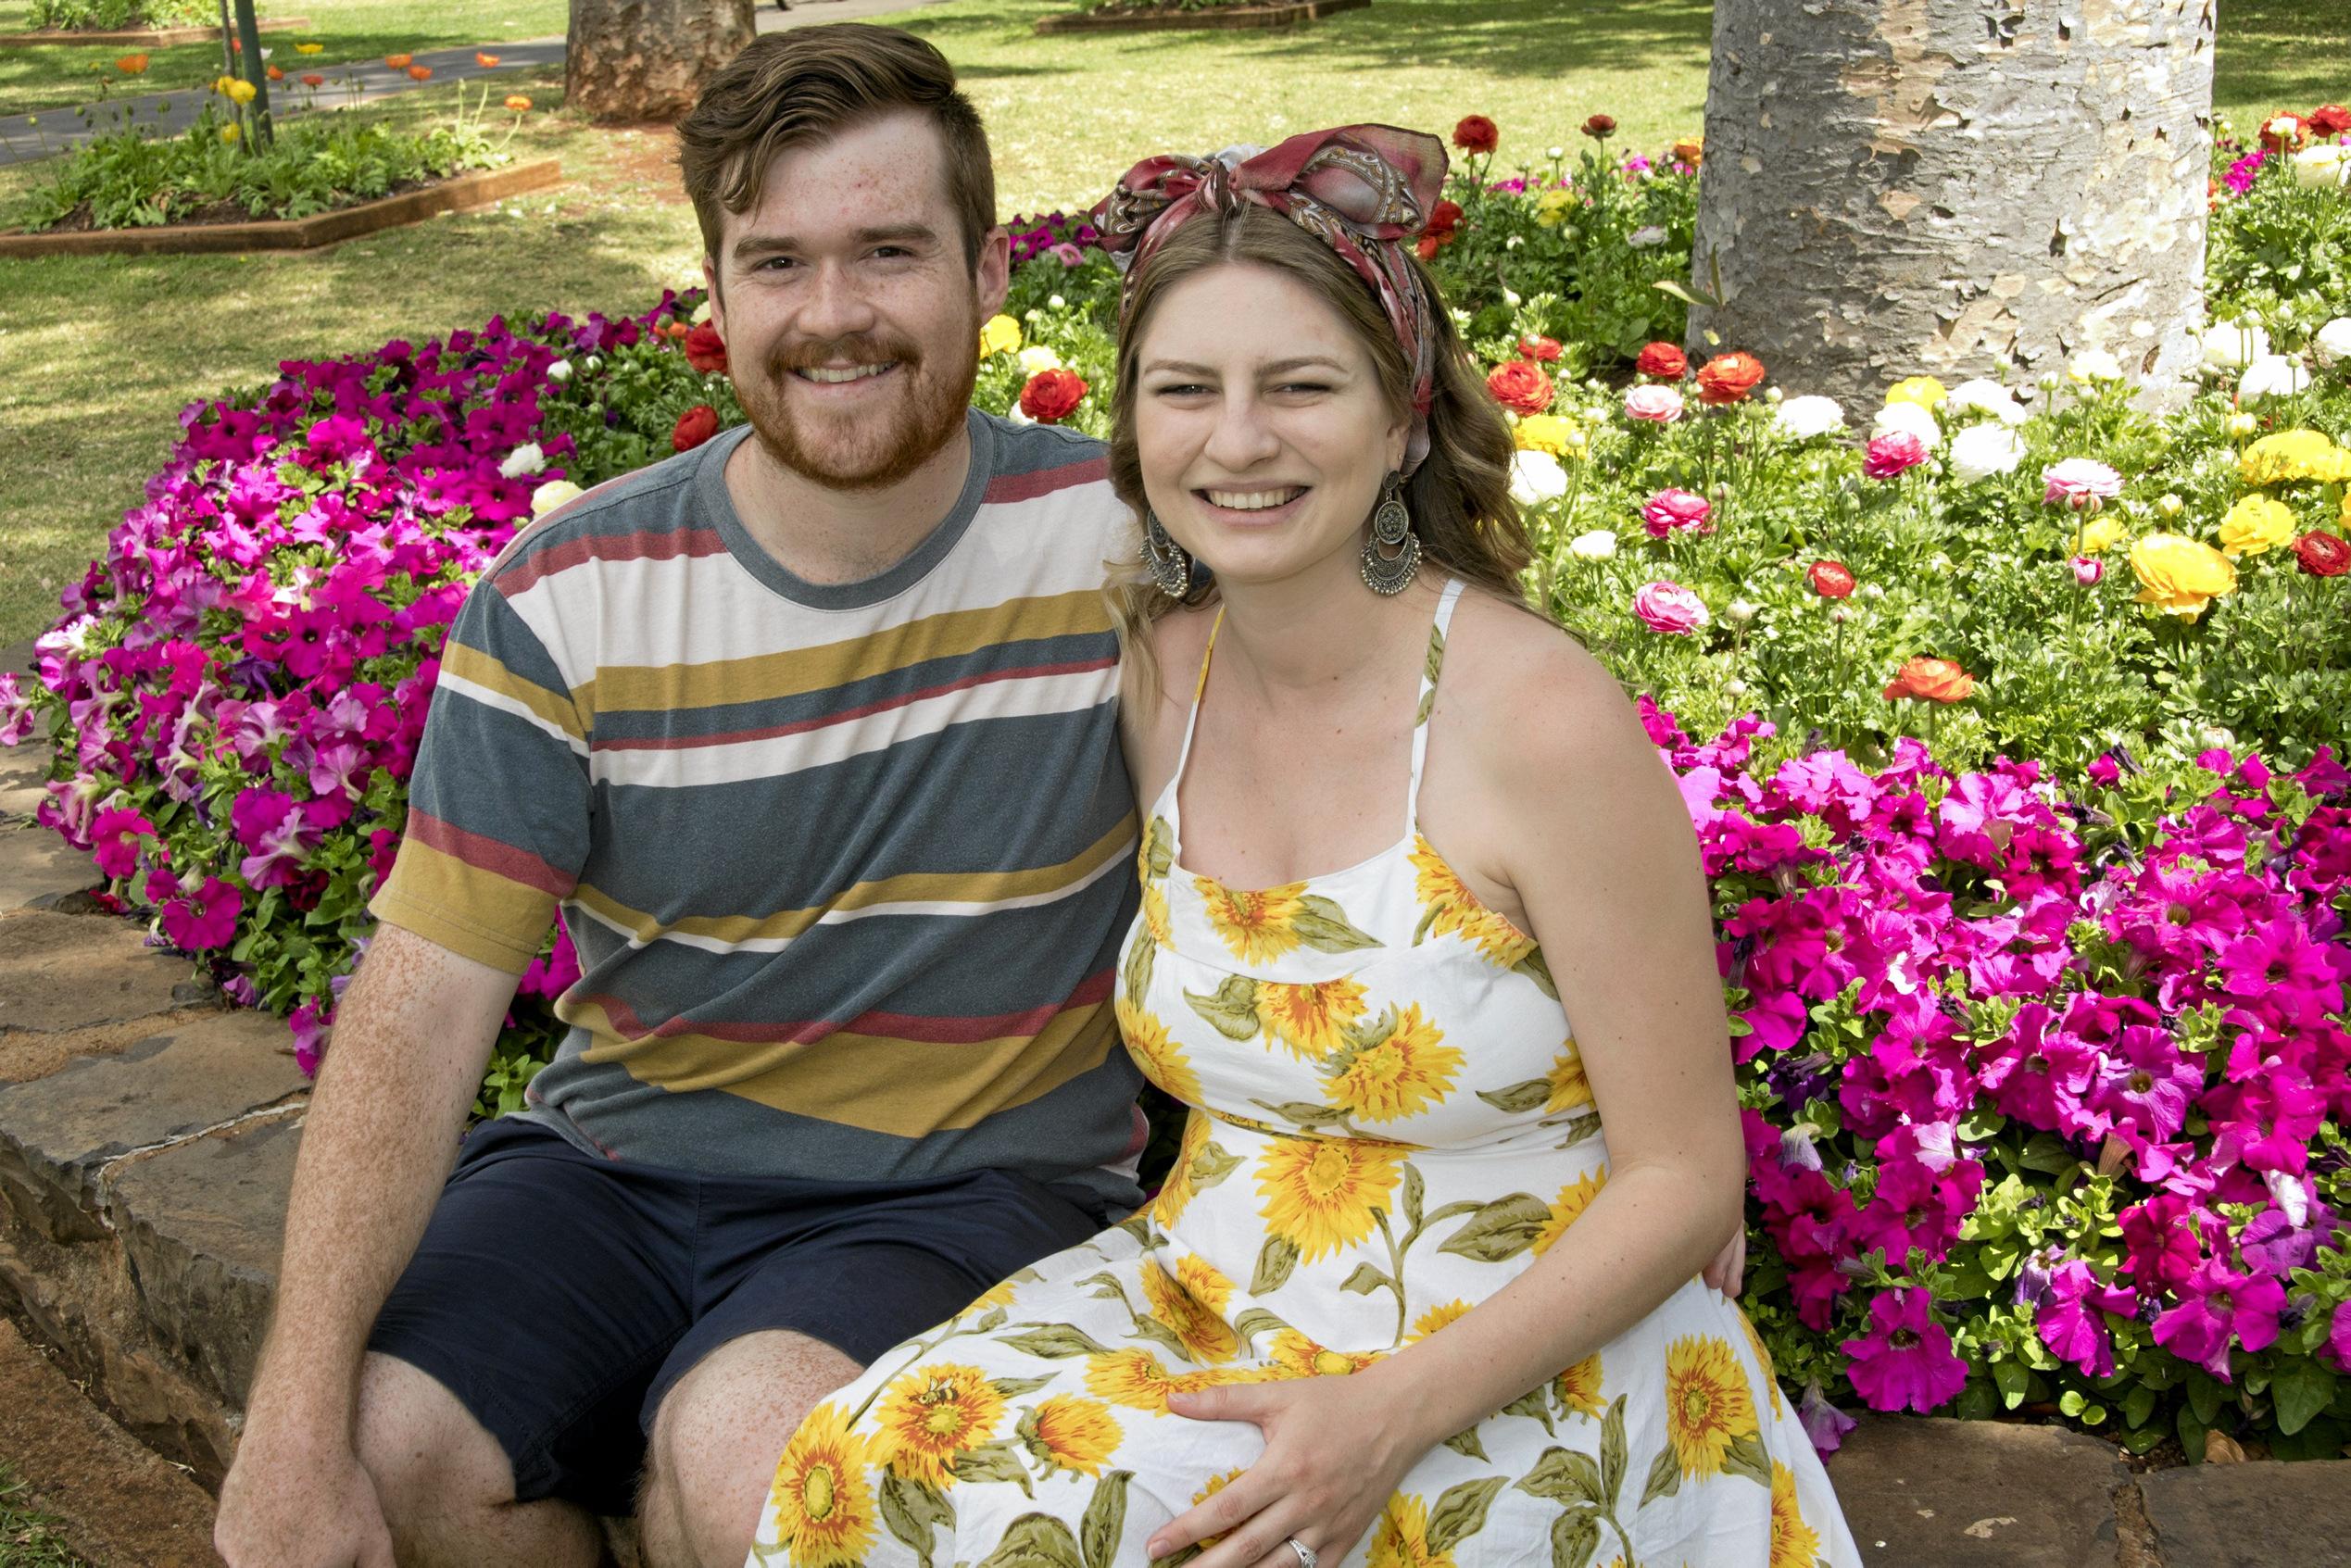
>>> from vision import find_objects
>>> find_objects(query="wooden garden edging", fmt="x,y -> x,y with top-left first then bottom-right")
1035,0 -> 1364,33
0,15 -> 308,46
0,157 -> 560,258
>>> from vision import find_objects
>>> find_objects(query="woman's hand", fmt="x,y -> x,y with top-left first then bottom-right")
1703,1225 -> 1746,1298
1144,1373 -> 1432,1568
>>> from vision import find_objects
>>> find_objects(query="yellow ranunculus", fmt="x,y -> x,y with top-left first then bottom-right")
1885,375 -> 1948,409
226,77 -> 257,104
2240,429 -> 2340,486
976,313 -> 1021,359
2216,495 -> 2296,558
1513,412 -> 1576,456
2078,515 -> 2125,555
295,40 -> 323,53
1533,186 -> 1574,228
2131,532 -> 2239,620
220,123 -> 240,142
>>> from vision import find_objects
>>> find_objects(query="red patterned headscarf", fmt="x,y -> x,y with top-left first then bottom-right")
1091,124 -> 1450,475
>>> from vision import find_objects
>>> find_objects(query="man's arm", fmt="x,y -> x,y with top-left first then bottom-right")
214,922 -> 520,1568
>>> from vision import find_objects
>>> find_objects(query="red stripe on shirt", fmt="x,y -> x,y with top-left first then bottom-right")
496,527 -> 731,596
407,809 -> 578,898
983,455 -> 1111,506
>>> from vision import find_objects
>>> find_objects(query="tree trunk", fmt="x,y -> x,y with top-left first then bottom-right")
1688,0 -> 2215,408
566,0 -> 755,124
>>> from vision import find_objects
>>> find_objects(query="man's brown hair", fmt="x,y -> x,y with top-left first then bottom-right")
677,23 -> 995,270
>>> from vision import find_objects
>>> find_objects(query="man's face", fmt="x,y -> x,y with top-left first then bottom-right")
707,110 -> 1010,492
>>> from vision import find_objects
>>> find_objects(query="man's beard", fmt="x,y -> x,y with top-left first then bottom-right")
734,317 -> 981,493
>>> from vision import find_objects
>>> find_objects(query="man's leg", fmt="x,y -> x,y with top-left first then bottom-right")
637,1330 -> 861,1568
355,1352 -> 610,1568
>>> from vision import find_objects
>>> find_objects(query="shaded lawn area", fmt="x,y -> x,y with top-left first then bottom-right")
0,0 -> 2339,645
0,0 -> 565,117
0,1463 -> 82,1568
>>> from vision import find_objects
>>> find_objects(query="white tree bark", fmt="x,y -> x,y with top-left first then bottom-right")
567,0 -> 755,123
1689,0 -> 2216,407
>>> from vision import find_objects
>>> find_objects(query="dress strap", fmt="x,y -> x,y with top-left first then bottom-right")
1162,607 -> 1226,847
1405,580 -> 1465,828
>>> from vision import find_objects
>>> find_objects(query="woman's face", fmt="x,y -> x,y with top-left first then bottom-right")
1132,262 -> 1407,590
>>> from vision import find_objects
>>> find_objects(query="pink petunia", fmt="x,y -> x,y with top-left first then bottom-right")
1841,1288 -> 1969,1412
2035,1260 -> 2139,1377
159,876 -> 242,950
2150,1257 -> 2286,1380
89,806 -> 157,879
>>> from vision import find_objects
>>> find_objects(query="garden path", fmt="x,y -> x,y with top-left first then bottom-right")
0,0 -> 947,165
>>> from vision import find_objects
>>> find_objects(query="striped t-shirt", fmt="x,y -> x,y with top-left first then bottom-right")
370,411 -> 1146,1210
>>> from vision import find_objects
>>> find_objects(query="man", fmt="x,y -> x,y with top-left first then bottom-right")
213,25 -> 1145,1568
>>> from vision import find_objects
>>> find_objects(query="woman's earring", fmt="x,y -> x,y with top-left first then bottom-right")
1361,471 -> 1421,596
1143,509 -> 1192,599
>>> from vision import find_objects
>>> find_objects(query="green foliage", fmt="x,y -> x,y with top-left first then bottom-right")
27,0 -> 210,30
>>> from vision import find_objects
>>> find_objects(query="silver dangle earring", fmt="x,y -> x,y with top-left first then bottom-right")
1142,509 -> 1192,599
1361,471 -> 1421,596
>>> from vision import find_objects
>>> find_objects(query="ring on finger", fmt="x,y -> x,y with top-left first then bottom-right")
1287,1538 -> 1317,1568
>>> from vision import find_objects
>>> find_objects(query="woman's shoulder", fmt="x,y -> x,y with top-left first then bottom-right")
1439,585 -> 1658,788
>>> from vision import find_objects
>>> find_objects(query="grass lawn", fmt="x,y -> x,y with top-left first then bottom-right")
0,0 -> 565,117
0,1465 -> 82,1568
0,0 -> 2339,646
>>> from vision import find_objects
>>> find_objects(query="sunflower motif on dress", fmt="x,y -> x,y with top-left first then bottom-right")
1254,1135 -> 1406,1262
1016,1395 -> 1122,1479
756,1404 -> 875,1568
871,1364 -> 1005,1489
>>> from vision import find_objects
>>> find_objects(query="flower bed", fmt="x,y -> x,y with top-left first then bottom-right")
4,107 -> 2349,1462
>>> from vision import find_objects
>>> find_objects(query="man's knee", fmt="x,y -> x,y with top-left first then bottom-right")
354,1352 -> 518,1529
642,1331 -> 861,1568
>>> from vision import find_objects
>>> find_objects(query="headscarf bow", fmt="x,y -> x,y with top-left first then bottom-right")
1090,124 -> 1450,474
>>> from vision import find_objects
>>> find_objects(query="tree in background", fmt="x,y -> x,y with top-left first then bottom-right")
1689,0 -> 2216,407
567,0 -> 755,122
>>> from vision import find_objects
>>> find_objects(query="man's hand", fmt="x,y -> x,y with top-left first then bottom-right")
214,1422 -> 395,1568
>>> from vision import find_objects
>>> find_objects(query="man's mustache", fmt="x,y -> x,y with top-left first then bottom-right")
764,337 -> 924,374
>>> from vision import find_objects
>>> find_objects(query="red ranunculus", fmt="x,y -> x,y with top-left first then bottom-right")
1695,351 -> 1766,404
1485,359 -> 1554,415
1518,334 -> 1562,362
1809,559 -> 1856,599
2312,104 -> 2351,136
672,404 -> 720,452
1452,115 -> 1499,155
1635,341 -> 1687,380
1020,369 -> 1087,422
684,321 -> 728,375
1883,657 -> 1976,703
2294,530 -> 2350,577
1581,113 -> 1616,140
1426,199 -> 1462,240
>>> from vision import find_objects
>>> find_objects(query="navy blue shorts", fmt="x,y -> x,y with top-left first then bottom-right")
366,1116 -> 1109,1515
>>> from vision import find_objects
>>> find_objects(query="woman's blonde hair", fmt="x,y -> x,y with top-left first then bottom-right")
1103,204 -> 1531,703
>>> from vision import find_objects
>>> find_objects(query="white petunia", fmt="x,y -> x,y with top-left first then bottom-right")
2201,320 -> 2271,370
2313,317 -> 2351,368
1944,378 -> 2028,424
1871,400 -> 1942,447
1568,529 -> 1618,559
2237,354 -> 2311,400
1773,395 -> 1845,439
498,443 -> 547,478
1948,423 -> 2027,482
1508,449 -> 1568,507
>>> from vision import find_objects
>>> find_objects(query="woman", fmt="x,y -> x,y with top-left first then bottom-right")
747,126 -> 1859,1568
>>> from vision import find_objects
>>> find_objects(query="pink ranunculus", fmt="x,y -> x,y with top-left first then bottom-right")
2072,556 -> 2104,585
1633,580 -> 1710,634
1841,1288 -> 1969,1412
1640,487 -> 1714,538
1623,384 -> 1685,424
1863,431 -> 1929,480
2042,457 -> 2123,508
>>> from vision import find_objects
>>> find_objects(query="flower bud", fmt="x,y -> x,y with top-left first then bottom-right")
1726,599 -> 1759,623
2157,493 -> 2183,516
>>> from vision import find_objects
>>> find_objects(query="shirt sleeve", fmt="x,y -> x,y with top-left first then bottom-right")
369,573 -> 592,973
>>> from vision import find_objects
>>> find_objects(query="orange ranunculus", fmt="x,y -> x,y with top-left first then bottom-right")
384,53 -> 413,68
266,63 -> 283,80
1672,134 -> 1704,166
301,71 -> 324,87
505,94 -> 533,112
476,51 -> 501,67
1695,351 -> 1766,404
1486,359 -> 1554,415
408,64 -> 433,80
1882,658 -> 1976,703
115,52 -> 150,74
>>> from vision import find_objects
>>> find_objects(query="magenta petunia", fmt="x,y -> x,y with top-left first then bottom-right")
2151,1257 -> 2287,1380
88,806 -> 157,879
1841,1288 -> 1969,1412
159,876 -> 242,951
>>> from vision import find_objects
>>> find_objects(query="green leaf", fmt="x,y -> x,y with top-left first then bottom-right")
1340,1262 -> 1391,1296
1251,1234 -> 1301,1295
1402,1161 -> 1426,1232
996,1326 -> 1113,1360
1289,894 -> 1383,954
1080,1471 -> 1132,1568
1121,925 -> 1155,1004
1992,1356 -> 2030,1411
879,1473 -> 952,1568
992,1375 -> 1058,1399
2272,1359 -> 2336,1436
1549,1507 -> 1603,1568
1441,1426 -> 1490,1462
1502,1386 -> 1556,1436
1142,815 -> 1173,880
974,1512 -> 1084,1568
1189,1140 -> 1243,1191
1184,975 -> 1262,1041
1439,1193 -> 1553,1262
1476,1078 -> 1554,1115
1424,1477 -> 1508,1555
1599,1395 -> 1628,1501
1514,1446 -> 1603,1506
1639,1443 -> 1683,1507
1720,1431 -> 1772,1487
1232,1307 -> 1289,1346
2122,1383 -> 2159,1430
1514,949 -> 1560,998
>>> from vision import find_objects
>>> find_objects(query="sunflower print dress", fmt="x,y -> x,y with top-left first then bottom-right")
747,581 -> 1860,1568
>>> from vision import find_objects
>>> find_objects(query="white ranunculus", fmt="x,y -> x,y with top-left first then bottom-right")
1871,400 -> 1942,447
498,443 -> 547,479
2068,347 -> 2126,383
1948,422 -> 2027,482
1568,529 -> 1618,560
1773,394 -> 1845,439
2201,320 -> 2271,370
1508,449 -> 1568,506
1944,378 -> 2028,425
1017,345 -> 1063,375
1627,225 -> 1668,248
2238,354 -> 2312,400
2314,317 -> 2351,368
2291,144 -> 2351,191
545,358 -> 572,383
529,480 -> 584,518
